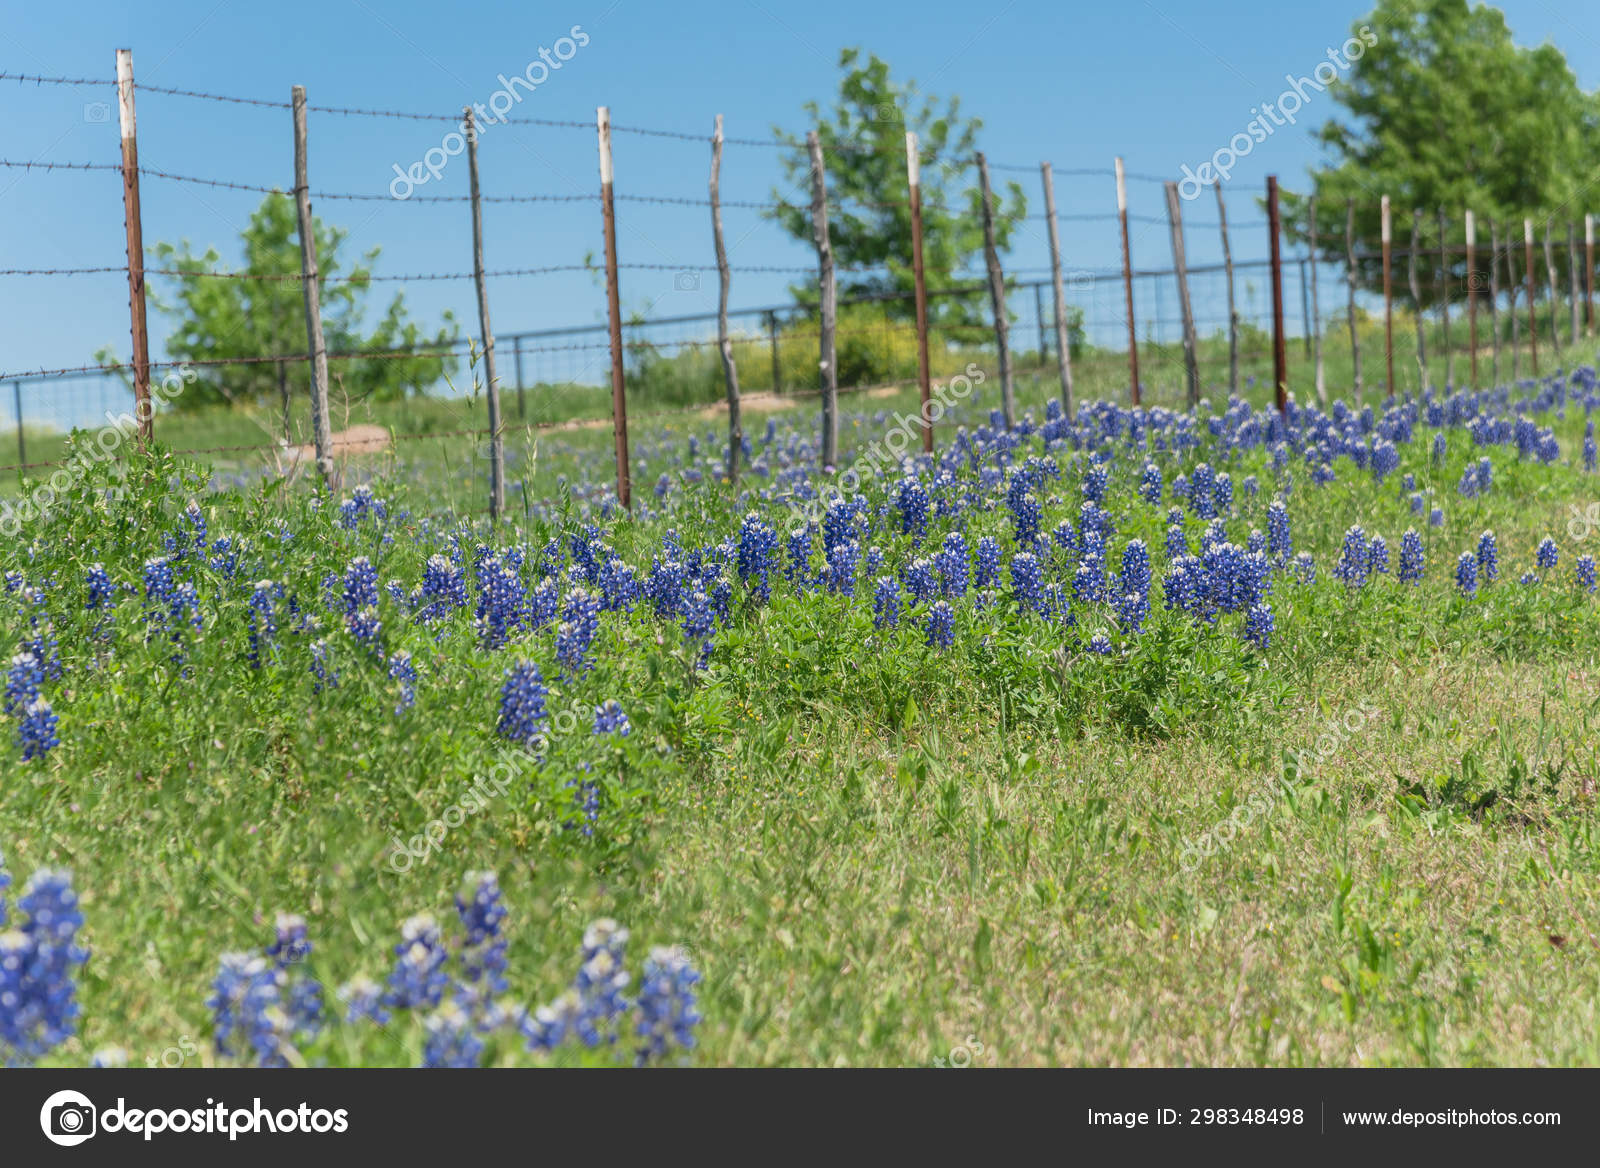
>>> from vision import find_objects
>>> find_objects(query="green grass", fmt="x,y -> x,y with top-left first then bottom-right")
2,342 -> 1599,1068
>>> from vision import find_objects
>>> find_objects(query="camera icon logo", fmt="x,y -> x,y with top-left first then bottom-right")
83,102 -> 111,124
1066,269 -> 1096,291
673,270 -> 701,293
40,1089 -> 97,1146
1466,270 -> 1488,291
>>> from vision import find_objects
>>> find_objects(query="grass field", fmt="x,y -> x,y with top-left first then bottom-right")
2,337 -> 1599,1067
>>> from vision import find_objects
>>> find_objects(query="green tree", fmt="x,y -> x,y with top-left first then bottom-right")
768,48 -> 1026,323
1291,0 -> 1600,296
101,195 -> 459,427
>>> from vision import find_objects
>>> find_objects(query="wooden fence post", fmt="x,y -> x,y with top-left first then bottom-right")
1381,195 -> 1394,393
1523,218 -> 1539,375
1485,218 -> 1502,386
1299,259 -> 1312,359
1266,175 -> 1288,415
12,383 -> 23,468
512,335 -> 526,419
1586,214 -> 1595,337
1217,186 -> 1239,396
1409,208 -> 1428,390
291,85 -> 336,490
976,152 -> 1015,427
1543,219 -> 1562,358
116,49 -> 152,449
1162,181 -> 1199,406
710,115 -> 743,482
1505,221 -> 1522,381
1436,206 -> 1452,386
597,107 -> 631,509
464,108 -> 505,522
1345,198 -> 1361,402
766,311 -> 781,393
1568,221 -> 1581,347
1309,195 -> 1325,407
1465,209 -> 1477,388
1115,157 -> 1140,406
806,131 -> 838,468
1041,162 -> 1074,415
906,132 -> 933,451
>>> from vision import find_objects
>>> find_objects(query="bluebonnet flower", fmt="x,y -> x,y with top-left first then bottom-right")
1333,526 -> 1371,588
682,589 -> 714,668
635,946 -> 701,1064
571,920 -> 631,1047
924,601 -> 955,649
597,557 -> 637,614
1213,471 -> 1234,515
1410,492 -> 1425,515
1165,524 -> 1189,562
208,952 -> 291,1067
1115,589 -> 1149,635
387,651 -> 417,715
1477,530 -> 1499,583
346,606 -> 382,654
644,558 -> 687,619
384,913 -> 451,1011
1266,501 -> 1292,564
1072,554 -> 1106,605
826,539 -> 860,596
1399,530 -> 1425,585
0,868 -> 89,1064
1432,432 -> 1447,465
1368,535 -> 1390,575
1292,552 -> 1316,585
1476,457 -> 1493,494
497,662 -> 548,749
1242,600 -> 1274,650
338,485 -> 387,530
1189,463 -> 1217,519
267,912 -> 312,968
474,556 -> 525,649
1082,463 -> 1109,504
975,537 -> 1001,588
309,638 -> 338,693
935,532 -> 970,598
413,554 -> 468,626
1247,529 -> 1267,557
1578,555 -> 1597,593
338,975 -> 390,1027
5,651 -> 42,717
736,513 -> 778,602
421,1001 -> 484,1068
16,698 -> 58,761
1086,634 -> 1113,655
594,699 -> 630,737
555,588 -> 601,677
1456,551 -> 1479,597
0,847 -> 8,926
1584,420 -> 1596,472
896,476 -> 932,538
872,576 -> 901,630
1118,539 -> 1152,596
1010,552 -> 1047,615
1536,537 -> 1558,570
785,526 -> 813,591
1519,571 -> 1539,586
566,764 -> 601,839
1429,506 -> 1444,528
904,557 -> 939,604
1242,474 -> 1259,499
1139,462 -> 1163,505
85,563 -> 113,611
247,580 -> 278,669
342,556 -> 379,614
455,872 -> 509,997
1007,484 -> 1042,547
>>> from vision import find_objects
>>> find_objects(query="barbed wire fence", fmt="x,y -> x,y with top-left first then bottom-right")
3,60 -> 1597,519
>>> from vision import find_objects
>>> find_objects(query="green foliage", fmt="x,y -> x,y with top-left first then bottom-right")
1292,0 -> 1600,298
767,48 -> 1026,322
97,195 -> 460,417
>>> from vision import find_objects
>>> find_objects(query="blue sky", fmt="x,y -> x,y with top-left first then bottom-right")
3,0 -> 1597,401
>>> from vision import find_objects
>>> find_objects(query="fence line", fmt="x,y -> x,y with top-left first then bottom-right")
5,55 -> 1598,515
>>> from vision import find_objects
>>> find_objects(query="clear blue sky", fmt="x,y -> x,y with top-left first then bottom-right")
3,0 -> 1597,393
